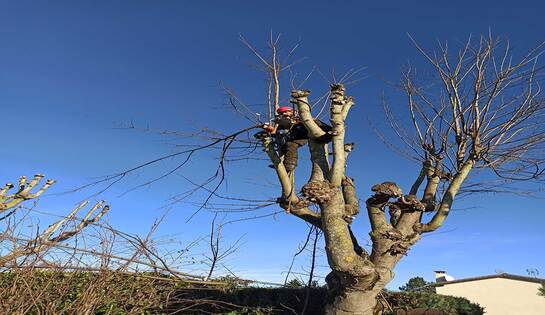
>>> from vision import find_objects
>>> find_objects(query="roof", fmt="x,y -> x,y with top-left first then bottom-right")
433,273 -> 545,286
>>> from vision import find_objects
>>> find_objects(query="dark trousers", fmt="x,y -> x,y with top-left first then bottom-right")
281,139 -> 307,171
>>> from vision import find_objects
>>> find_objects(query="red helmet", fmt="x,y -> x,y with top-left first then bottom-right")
276,106 -> 293,114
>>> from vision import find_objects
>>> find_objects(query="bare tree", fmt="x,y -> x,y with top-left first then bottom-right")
291,34 -> 545,314
0,175 -> 110,266
0,174 -> 54,219
78,33 -> 545,314
203,214 -> 244,281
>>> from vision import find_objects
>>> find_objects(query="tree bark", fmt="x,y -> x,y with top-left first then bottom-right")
324,287 -> 381,315
324,269 -> 389,315
323,261 -> 398,315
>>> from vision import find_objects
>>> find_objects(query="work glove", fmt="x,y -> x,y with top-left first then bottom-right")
261,123 -> 275,133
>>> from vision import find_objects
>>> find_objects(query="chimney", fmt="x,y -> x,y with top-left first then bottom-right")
434,270 -> 454,283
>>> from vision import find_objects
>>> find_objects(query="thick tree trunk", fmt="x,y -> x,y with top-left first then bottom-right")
317,190 -> 390,315
324,287 -> 381,315
323,270 -> 393,315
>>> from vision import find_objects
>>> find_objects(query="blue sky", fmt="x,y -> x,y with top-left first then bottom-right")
1,0 -> 544,288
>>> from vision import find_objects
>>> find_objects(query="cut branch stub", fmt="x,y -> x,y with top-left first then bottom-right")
47,200 -> 110,243
370,229 -> 420,256
370,182 -> 402,200
395,195 -> 426,212
0,200 -> 110,266
367,182 -> 403,218
330,87 -> 347,112
301,180 -> 337,204
276,196 -> 310,211
330,84 -> 346,99
329,83 -> 354,187
344,143 -> 355,152
389,242 -> 411,256
439,171 -> 453,181
380,229 -> 403,241
344,204 -> 359,217
341,176 -> 359,223
290,89 -> 327,139
290,89 -> 310,99
0,174 -> 56,213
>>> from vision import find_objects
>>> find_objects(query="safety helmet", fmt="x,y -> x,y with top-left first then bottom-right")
276,106 -> 293,114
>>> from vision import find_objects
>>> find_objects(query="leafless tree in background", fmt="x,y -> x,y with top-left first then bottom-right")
0,174 -> 243,313
204,213 -> 244,281
0,175 -> 110,266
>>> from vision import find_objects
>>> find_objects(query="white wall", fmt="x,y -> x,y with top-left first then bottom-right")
436,278 -> 545,315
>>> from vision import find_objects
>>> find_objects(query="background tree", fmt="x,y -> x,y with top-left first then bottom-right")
398,277 -> 435,293
84,33 -> 545,315
286,278 -> 305,288
0,174 -> 110,266
0,174 -> 110,267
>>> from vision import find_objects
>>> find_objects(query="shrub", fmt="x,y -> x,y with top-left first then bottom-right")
385,291 -> 484,315
0,271 -> 483,314
399,276 -> 436,293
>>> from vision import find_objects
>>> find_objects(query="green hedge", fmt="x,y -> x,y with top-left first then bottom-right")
385,291 -> 484,315
166,288 -> 483,314
0,271 -> 483,314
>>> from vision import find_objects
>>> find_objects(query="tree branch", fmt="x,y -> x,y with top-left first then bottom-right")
308,140 -> 331,182
290,90 -> 327,139
330,84 -> 354,187
261,136 -> 322,228
420,160 -> 474,232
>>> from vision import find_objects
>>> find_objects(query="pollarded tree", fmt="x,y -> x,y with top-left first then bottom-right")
280,35 -> 545,314
86,34 -> 545,315
0,174 -> 110,266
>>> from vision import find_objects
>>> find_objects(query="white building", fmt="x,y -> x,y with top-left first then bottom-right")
433,271 -> 545,315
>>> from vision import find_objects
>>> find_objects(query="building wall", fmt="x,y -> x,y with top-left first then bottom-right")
436,278 -> 545,315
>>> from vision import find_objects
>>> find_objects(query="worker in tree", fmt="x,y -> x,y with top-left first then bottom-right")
258,106 -> 332,173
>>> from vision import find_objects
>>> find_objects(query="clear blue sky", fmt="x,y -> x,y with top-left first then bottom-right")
1,0 -> 544,288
